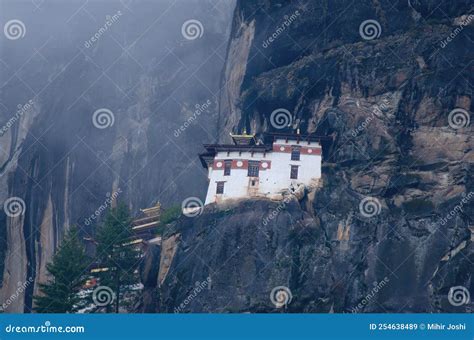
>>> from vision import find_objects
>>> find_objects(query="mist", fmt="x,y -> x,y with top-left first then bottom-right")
0,0 -> 234,312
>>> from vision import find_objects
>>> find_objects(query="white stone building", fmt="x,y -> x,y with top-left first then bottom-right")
199,132 -> 326,205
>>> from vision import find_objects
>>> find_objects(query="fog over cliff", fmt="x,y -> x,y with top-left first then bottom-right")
0,0 -> 234,312
0,0 -> 473,314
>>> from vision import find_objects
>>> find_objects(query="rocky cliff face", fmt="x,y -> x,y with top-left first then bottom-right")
0,0 -> 233,312
141,0 -> 473,312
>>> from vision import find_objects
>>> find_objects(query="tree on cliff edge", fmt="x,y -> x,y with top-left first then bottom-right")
95,203 -> 140,313
34,227 -> 90,313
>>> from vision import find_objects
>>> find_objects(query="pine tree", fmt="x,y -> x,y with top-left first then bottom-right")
34,227 -> 90,313
95,203 -> 140,313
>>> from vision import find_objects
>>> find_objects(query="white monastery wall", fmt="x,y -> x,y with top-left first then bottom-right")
204,139 -> 322,205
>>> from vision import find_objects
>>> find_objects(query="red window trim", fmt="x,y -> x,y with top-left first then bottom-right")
273,144 -> 321,155
212,159 -> 272,170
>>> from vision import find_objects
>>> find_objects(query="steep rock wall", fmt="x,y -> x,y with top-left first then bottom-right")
142,0 -> 473,313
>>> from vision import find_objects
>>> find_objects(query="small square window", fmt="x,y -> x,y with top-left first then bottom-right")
291,147 -> 301,161
216,182 -> 225,194
224,160 -> 232,176
248,161 -> 260,177
290,165 -> 299,179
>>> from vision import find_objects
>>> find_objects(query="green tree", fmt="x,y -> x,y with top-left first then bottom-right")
95,203 -> 140,313
34,227 -> 90,313
155,205 -> 182,235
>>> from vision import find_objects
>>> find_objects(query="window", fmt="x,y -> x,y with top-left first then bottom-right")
248,161 -> 260,177
216,182 -> 225,194
291,146 -> 301,161
224,160 -> 232,176
290,165 -> 299,179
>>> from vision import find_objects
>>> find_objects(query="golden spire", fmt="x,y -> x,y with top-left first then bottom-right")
230,128 -> 256,145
